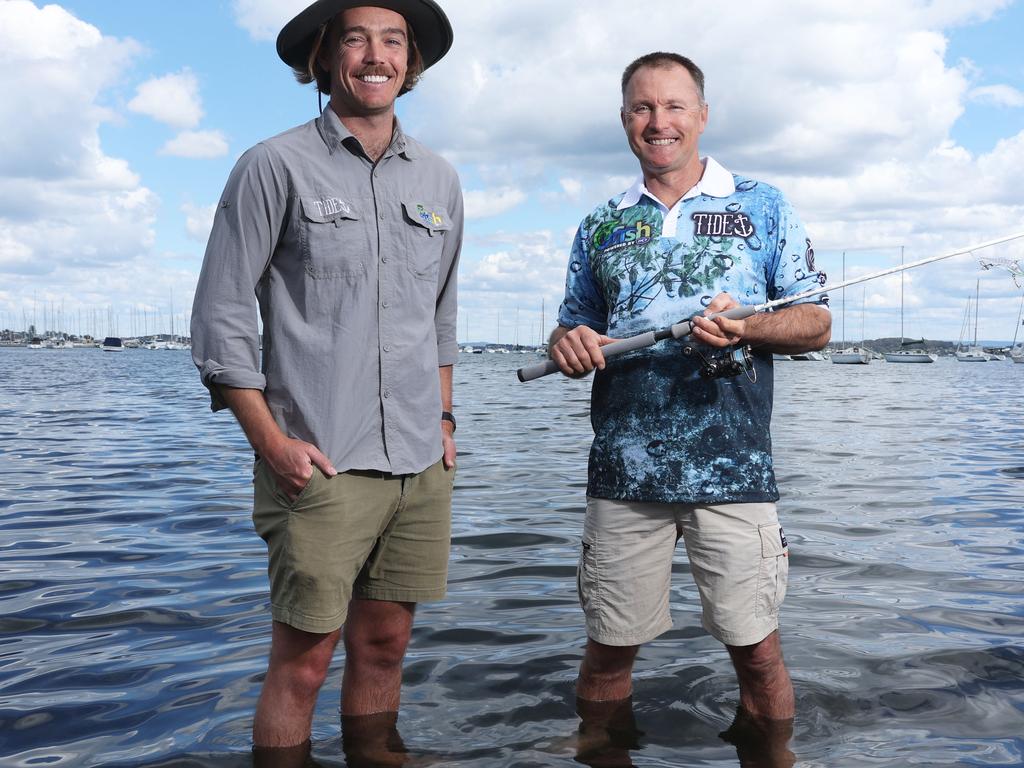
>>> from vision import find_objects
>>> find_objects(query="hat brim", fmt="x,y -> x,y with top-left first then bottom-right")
276,0 -> 453,72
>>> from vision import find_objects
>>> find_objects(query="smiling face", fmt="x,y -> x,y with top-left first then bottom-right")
621,63 -> 708,181
321,6 -> 410,118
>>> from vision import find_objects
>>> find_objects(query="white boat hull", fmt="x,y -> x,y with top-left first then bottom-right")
831,347 -> 870,365
884,351 -> 936,363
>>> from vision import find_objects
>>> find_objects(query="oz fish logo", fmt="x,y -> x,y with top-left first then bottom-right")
691,212 -> 756,238
416,204 -> 444,227
592,220 -> 653,252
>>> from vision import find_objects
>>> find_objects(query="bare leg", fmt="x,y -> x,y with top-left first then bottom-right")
726,631 -> 794,720
574,696 -> 642,768
253,621 -> 341,747
252,739 -> 319,768
720,707 -> 795,768
341,598 -> 416,716
342,711 -> 409,768
576,639 -> 639,702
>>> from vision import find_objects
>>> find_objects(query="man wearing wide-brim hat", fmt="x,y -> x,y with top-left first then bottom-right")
191,0 -> 462,752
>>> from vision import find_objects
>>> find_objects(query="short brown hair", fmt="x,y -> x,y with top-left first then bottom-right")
621,52 -> 705,103
292,15 -> 425,97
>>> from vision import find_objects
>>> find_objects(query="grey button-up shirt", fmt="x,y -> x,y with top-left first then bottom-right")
191,108 -> 462,475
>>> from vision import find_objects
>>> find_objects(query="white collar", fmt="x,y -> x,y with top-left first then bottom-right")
616,156 -> 736,211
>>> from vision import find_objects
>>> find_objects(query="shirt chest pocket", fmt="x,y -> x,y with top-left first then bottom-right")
299,196 -> 365,279
400,200 -> 451,281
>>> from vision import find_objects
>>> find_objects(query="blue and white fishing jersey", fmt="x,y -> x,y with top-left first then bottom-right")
557,158 -> 828,504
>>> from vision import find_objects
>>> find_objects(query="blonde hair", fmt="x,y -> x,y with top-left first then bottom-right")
292,16 -> 425,96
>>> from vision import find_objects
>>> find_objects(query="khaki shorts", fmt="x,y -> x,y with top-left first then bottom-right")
578,497 -> 788,647
252,459 -> 454,634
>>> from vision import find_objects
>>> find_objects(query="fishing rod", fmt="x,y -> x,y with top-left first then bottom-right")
517,230 -> 1024,382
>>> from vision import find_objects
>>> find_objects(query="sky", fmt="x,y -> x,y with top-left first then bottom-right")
1,0 -> 1023,345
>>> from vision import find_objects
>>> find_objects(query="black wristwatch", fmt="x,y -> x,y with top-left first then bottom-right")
441,411 -> 456,432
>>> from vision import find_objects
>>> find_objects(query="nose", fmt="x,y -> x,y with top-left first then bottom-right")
363,37 -> 384,64
647,106 -> 669,130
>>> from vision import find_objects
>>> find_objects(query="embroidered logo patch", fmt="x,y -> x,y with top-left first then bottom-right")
691,212 -> 756,238
416,203 -> 445,228
592,220 -> 654,252
310,197 -> 352,217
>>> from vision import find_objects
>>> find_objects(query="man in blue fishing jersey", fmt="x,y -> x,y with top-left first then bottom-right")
550,52 -> 831,737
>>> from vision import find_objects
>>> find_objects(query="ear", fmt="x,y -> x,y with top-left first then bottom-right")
620,107 -> 628,133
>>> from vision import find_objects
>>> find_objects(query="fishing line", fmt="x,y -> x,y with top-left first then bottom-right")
517,230 -> 1024,382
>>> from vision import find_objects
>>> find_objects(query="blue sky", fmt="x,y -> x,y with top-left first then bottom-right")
1,0 -> 1023,344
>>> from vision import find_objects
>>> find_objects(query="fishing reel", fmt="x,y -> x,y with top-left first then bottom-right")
684,344 -> 756,381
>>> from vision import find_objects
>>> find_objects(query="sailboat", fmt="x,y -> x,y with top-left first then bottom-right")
884,246 -> 936,363
832,252 -> 870,365
955,280 -> 989,362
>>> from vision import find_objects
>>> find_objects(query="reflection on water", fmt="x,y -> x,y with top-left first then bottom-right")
1,349 -> 1023,766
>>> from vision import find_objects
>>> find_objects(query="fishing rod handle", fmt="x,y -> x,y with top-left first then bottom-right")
516,331 -> 657,382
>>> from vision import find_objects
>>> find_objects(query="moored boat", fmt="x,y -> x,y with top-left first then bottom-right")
101,336 -> 125,352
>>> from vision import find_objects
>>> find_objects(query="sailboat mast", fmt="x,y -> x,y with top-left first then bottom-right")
840,251 -> 846,348
1013,292 -> 1024,348
899,245 -> 905,341
973,279 -> 979,348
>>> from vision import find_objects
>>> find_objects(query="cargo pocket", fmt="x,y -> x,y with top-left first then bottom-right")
577,538 -> 602,620
400,200 -> 451,281
299,196 -> 364,278
755,523 -> 789,617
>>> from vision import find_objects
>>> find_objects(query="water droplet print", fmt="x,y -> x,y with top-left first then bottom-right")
745,235 -> 763,251
726,202 -> 742,213
700,295 -> 713,306
646,440 -> 666,457
570,261 -> 582,273
736,179 -> 758,192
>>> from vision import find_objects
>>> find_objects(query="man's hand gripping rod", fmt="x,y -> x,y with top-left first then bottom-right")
517,306 -> 756,382
517,230 -> 1024,382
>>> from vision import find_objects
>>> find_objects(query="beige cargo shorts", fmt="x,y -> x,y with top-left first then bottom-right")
578,497 -> 789,647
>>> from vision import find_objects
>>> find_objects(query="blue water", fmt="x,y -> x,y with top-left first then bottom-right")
1,348 -> 1022,766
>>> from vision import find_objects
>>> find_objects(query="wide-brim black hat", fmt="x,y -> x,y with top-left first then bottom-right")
276,0 -> 453,71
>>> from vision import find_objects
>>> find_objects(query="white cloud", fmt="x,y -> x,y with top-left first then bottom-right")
969,84 -> 1024,108
128,70 -> 204,129
463,186 -> 526,219
560,178 -> 583,201
160,130 -> 230,159
232,0 -> 308,40
0,0 -> 157,290
183,202 -> 217,242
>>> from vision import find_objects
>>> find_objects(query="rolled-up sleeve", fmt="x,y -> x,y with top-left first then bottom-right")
434,169 -> 463,367
190,144 -> 289,411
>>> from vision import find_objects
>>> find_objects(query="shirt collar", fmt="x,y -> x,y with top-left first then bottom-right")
316,106 -> 417,160
616,156 -> 736,210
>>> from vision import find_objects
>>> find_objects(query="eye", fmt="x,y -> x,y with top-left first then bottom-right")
343,34 -> 366,47
630,105 -> 651,115
385,37 -> 405,47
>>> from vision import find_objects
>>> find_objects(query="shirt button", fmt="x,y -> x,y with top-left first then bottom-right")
383,390 -> 391,399
383,344 -> 392,352
379,212 -> 385,221
382,300 -> 390,308
381,256 -> 388,263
